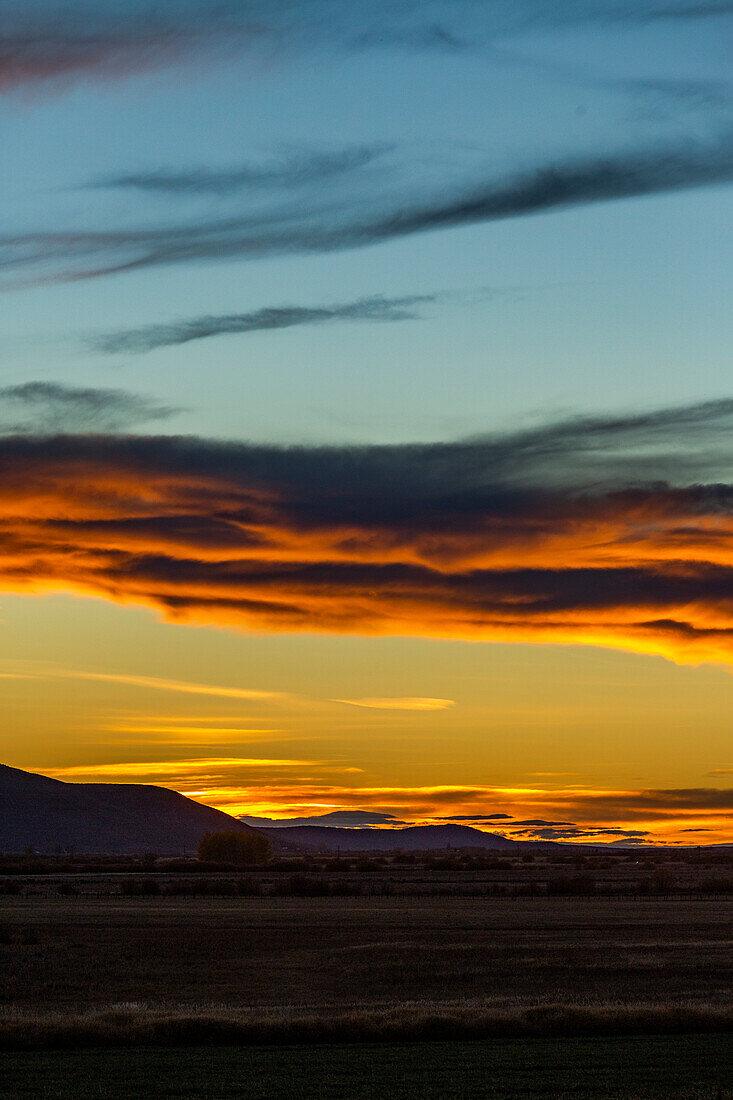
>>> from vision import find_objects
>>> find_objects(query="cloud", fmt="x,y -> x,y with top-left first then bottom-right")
2,2 -> 730,92
3,398 -> 733,666
492,46 -> 731,122
644,1 -> 733,18
333,698 -> 455,711
93,295 -> 434,354
238,810 -> 407,827
104,723 -> 290,746
500,819 -> 653,840
505,818 -> 580,828
1,668 -> 283,701
4,131 -> 733,286
521,827 -> 652,841
435,814 -> 515,821
94,145 -> 393,197
0,382 -> 179,433
623,78 -> 731,115
43,756 -> 318,780
352,24 -> 470,52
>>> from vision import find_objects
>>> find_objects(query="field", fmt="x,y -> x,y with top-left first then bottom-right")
2,1035 -> 732,1099
1,892 -> 732,1012
1,863 -> 731,1096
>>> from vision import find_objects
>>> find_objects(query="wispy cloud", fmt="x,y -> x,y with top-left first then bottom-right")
435,814 -> 515,821
94,145 -> 393,196
0,382 -> 179,433
4,131 -> 733,286
42,756 -> 319,780
333,698 -> 456,711
102,724 -> 291,746
93,295 -> 434,354
1,668 -> 284,701
643,1 -> 733,19
3,399 -> 733,666
2,2 -> 731,93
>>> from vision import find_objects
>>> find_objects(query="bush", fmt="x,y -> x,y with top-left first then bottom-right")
197,830 -> 271,865
547,873 -> 597,896
120,878 -> 161,897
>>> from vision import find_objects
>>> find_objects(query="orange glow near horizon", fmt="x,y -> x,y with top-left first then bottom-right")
22,758 -> 733,845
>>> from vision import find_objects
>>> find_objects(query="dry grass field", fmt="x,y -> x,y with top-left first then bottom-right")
1,881 -> 731,1096
0,893 -> 731,1013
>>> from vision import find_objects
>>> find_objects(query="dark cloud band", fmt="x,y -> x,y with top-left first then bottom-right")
1,398 -> 733,665
94,145 -> 394,197
3,2 -> 731,91
0,382 -> 179,433
94,295 -> 434,354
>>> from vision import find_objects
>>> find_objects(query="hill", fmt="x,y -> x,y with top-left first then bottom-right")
0,764 -> 263,855
257,822 -> 517,852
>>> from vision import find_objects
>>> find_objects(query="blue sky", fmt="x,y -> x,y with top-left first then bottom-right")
3,0 -> 731,443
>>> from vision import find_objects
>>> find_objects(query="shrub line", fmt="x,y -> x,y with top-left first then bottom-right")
1,1003 -> 731,1051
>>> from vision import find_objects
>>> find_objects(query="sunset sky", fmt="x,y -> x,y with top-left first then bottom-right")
2,0 -> 732,845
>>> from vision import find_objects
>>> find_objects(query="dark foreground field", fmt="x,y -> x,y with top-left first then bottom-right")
1,1035 -> 732,1099
1,890 -> 731,1096
1,894 -> 731,1011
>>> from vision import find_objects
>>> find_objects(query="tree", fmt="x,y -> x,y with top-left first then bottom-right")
197,830 -> 270,864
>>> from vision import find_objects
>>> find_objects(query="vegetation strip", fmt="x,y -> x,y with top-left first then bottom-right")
1,1004 -> 731,1051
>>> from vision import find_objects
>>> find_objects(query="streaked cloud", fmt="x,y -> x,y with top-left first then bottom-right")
0,382 -> 179,433
94,145 -> 393,197
42,756 -> 320,779
1,668 -> 284,701
2,399 -> 733,667
435,814 -> 515,821
105,724 -> 285,736
2,1 -> 730,93
93,295 -> 434,355
4,131 -> 733,286
102,724 -> 291,746
333,697 -> 456,711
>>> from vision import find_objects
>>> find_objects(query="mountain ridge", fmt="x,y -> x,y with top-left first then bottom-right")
0,763 -> 259,855
256,822 -> 518,852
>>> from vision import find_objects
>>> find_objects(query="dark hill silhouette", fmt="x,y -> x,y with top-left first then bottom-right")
0,764 -> 265,855
257,822 -> 517,852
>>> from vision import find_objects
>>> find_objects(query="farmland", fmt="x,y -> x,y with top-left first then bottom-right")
1,855 -> 731,1096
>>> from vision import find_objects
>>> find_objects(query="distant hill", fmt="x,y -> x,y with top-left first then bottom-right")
0,764 -> 265,855
240,810 -> 407,828
257,822 -> 518,852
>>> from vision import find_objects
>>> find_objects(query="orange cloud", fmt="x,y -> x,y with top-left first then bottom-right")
333,697 -> 455,710
0,667 -> 282,701
1,404 -> 733,667
41,758 -> 323,779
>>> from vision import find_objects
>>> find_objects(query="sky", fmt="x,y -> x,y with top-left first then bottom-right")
1,0 -> 732,845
